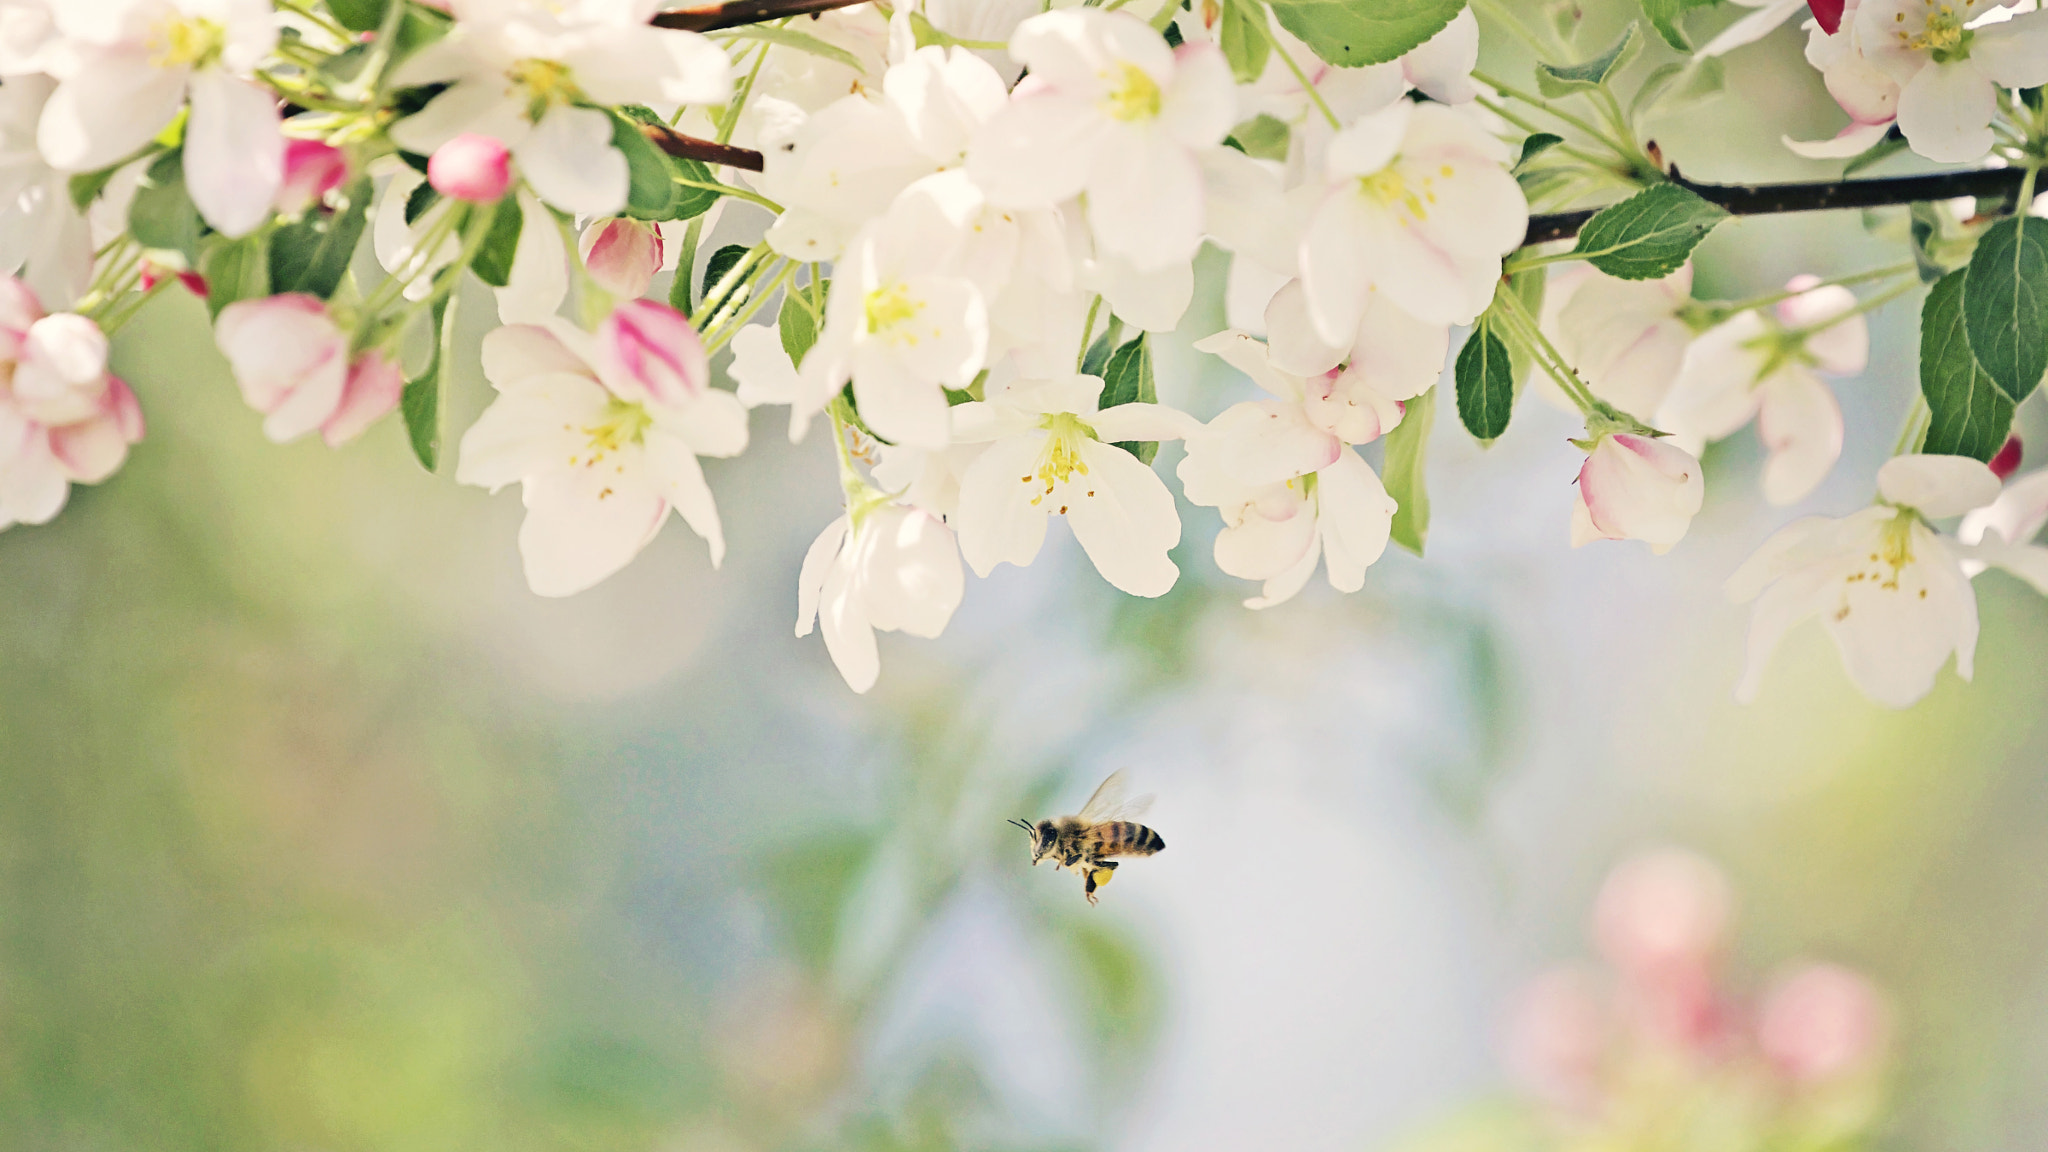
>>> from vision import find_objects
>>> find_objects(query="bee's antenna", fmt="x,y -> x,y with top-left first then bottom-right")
1007,818 -> 1032,832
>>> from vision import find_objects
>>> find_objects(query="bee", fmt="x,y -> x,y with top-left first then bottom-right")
1008,769 -> 1165,905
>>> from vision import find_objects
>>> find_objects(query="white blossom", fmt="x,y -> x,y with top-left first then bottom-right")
951,373 -> 1198,597
968,8 -> 1236,272
1660,277 -> 1866,506
1572,433 -> 1705,554
389,0 -> 730,217
456,302 -> 746,595
797,502 -> 966,693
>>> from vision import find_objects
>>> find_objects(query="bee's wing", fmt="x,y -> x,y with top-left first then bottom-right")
1075,770 -> 1154,823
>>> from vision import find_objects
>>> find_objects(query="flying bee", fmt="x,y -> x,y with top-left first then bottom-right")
1008,769 -> 1165,905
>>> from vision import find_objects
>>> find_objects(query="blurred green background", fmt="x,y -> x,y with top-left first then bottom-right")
5,4 -> 2048,1150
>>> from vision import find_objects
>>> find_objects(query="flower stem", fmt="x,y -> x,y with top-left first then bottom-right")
1491,278 -> 1603,417
1269,30 -> 1342,132
1472,70 -> 1637,164
1783,276 -> 1919,340
1076,294 -> 1103,371
1702,261 -> 1920,318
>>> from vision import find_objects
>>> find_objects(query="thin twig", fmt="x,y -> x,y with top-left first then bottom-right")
1523,166 -> 2030,246
639,120 -> 765,172
650,0 -> 866,32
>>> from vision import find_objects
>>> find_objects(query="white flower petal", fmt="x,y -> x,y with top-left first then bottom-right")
516,462 -> 668,597
1066,439 -> 1181,596
954,431 -> 1052,576
796,515 -> 850,637
1315,447 -> 1395,591
1895,60 -> 1995,164
183,70 -> 283,237
1877,453 -> 2000,518
516,103 -> 630,218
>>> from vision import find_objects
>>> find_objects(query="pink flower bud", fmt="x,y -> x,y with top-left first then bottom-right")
1571,434 -> 1704,553
428,134 -> 512,202
1594,849 -> 1735,1052
15,313 -> 113,425
214,293 -> 349,444
580,217 -> 664,300
48,376 -> 144,484
1757,963 -> 1887,1084
275,139 -> 349,215
1990,434 -> 2023,481
1807,0 -> 1844,35
1502,967 -> 1609,1112
321,351 -> 404,447
1595,848 -> 1733,986
593,298 -> 708,408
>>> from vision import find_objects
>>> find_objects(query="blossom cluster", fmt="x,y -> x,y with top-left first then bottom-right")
2,0 -> 2047,709
1487,849 -> 1892,1150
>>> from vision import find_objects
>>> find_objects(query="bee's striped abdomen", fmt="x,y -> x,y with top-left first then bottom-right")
1095,821 -> 1165,857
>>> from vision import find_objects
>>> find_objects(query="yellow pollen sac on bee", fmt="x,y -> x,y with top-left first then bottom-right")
864,282 -> 924,340
1099,61 -> 1162,122
150,16 -> 226,69
568,397 -> 653,467
1358,167 -> 1430,220
507,58 -> 578,117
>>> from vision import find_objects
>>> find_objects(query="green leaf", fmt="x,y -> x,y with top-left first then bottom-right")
1536,23 -> 1642,97
327,0 -> 387,32
1631,57 -> 1724,118
1570,182 -> 1728,280
1266,0 -> 1465,68
779,280 -> 827,367
402,296 -> 452,472
616,104 -> 723,221
668,156 -> 722,221
268,175 -> 371,300
723,24 -> 862,71
1921,270 -> 2015,461
68,165 -> 126,212
403,178 -> 439,225
1224,113 -> 1290,162
1100,336 -> 1159,464
1515,132 -> 1564,170
1220,0 -> 1272,83
1383,384 -> 1435,555
468,196 -> 522,288
1454,321 -> 1513,443
316,40 -> 373,84
1640,0 -> 1720,51
127,150 -> 203,265
200,232 -> 270,320
1961,214 -> 2048,403
701,244 -> 749,305
608,110 -> 678,221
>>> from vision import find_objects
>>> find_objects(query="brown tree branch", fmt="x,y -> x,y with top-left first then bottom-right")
1523,165 -> 2029,246
639,120 -> 765,172
650,0 -> 867,32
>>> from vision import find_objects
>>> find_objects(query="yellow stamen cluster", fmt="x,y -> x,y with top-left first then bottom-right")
150,16 -> 226,70
567,398 -> 653,475
1100,62 -> 1162,123
1892,0 -> 1974,58
864,282 -> 923,342
507,58 -> 579,121
1358,165 -> 1435,222
1022,413 -> 1096,510
1839,511 -> 1921,612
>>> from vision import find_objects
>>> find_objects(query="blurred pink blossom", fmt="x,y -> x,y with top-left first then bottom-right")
1757,963 -> 1889,1084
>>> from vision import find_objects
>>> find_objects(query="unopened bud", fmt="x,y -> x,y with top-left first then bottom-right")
428,134 -> 512,202
276,139 -> 349,215
580,217 -> 664,300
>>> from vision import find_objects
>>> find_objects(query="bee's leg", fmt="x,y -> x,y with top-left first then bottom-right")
1083,859 -> 1117,904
